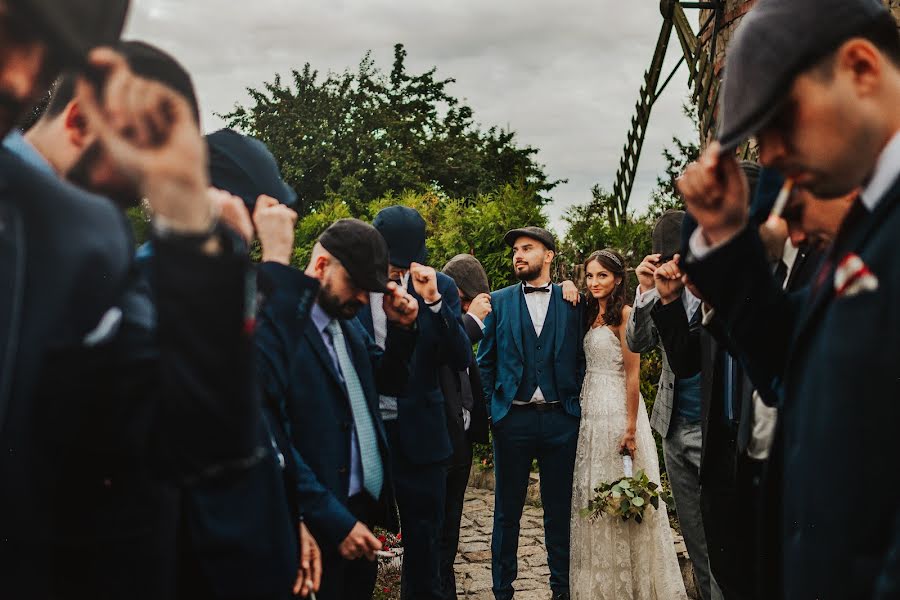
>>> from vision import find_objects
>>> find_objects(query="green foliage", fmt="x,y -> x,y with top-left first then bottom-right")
126,205 -> 152,247
288,183 -> 547,290
579,468 -> 674,524
221,44 -> 560,216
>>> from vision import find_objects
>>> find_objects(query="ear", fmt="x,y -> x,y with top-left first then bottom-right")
63,101 -> 95,149
313,254 -> 330,279
838,38 -> 882,95
545,250 -> 556,265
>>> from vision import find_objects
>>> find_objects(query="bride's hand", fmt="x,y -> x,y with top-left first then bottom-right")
618,430 -> 637,458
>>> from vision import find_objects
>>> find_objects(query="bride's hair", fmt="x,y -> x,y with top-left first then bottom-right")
583,249 -> 628,330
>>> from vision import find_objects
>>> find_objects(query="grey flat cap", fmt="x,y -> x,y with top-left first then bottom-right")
652,210 -> 685,259
718,0 -> 889,152
12,0 -> 130,66
442,254 -> 490,299
504,226 -> 556,252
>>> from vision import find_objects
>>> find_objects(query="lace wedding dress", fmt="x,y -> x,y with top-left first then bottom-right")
570,326 -> 688,600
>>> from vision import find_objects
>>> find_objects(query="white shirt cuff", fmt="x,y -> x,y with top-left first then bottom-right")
634,287 -> 660,309
466,312 -> 485,331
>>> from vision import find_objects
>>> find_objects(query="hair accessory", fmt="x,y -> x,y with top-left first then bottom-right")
597,250 -> 623,269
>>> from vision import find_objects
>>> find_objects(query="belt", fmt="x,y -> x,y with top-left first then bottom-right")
512,402 -> 561,413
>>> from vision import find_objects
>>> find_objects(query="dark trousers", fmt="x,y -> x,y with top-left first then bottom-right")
317,493 -> 380,600
491,404 -> 579,600
385,421 -> 448,600
439,436 -> 474,600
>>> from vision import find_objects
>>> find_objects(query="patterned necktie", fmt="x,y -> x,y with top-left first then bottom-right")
326,320 -> 383,500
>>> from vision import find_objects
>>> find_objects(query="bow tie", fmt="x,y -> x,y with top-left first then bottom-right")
523,285 -> 550,294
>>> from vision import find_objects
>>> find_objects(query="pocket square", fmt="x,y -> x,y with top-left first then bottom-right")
834,253 -> 879,298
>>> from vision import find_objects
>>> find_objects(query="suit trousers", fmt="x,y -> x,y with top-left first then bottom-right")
317,493 -> 380,600
490,404 -> 579,600
662,418 -> 723,600
385,420 -> 448,600
439,435 -> 474,600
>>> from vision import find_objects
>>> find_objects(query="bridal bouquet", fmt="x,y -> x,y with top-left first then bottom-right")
580,456 -> 672,524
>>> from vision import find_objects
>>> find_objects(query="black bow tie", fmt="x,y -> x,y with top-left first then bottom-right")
523,285 -> 550,294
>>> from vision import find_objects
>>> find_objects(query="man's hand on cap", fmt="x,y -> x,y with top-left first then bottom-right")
383,282 -> 419,328
677,142 -> 750,247
76,48 -> 212,234
409,262 -> 440,305
254,195 -> 298,266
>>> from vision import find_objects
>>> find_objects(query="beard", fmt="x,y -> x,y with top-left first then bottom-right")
67,141 -> 142,209
514,261 -> 542,282
317,284 -> 364,320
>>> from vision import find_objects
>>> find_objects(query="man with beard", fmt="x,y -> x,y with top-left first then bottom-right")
256,218 -> 420,600
0,15 -> 278,600
11,42 -> 325,599
677,0 -> 900,596
477,226 -> 585,600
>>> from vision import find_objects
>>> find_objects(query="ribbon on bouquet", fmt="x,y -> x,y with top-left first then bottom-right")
622,454 -> 634,478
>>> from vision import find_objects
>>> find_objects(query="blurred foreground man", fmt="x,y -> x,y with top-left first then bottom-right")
677,1 -> 900,597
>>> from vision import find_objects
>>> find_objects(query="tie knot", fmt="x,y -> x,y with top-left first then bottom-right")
327,319 -> 343,337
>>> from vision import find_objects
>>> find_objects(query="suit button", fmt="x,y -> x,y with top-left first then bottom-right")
537,345 -> 542,350
338,467 -> 348,475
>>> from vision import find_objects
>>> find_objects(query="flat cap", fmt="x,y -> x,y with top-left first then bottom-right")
442,254 -> 490,300
319,219 -> 391,293
504,226 -> 556,252
373,206 -> 427,269
12,0 -> 130,66
718,0 -> 890,152
652,210 -> 685,260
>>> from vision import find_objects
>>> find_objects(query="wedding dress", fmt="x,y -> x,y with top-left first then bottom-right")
570,325 -> 688,600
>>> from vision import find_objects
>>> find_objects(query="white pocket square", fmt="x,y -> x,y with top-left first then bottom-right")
834,253 -> 879,298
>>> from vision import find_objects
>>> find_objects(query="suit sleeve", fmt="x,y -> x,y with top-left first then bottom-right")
683,225 -> 804,395
254,263 -> 359,548
626,291 -> 660,353
429,276 -> 473,371
476,293 -> 499,405
651,299 -> 701,379
463,313 -> 485,344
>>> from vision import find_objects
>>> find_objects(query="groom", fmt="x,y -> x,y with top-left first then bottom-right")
477,227 -> 585,600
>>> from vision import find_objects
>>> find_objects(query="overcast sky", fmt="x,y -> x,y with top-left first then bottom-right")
125,0 -> 699,233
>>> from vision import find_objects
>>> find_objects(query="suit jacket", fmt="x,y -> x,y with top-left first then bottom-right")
477,283 -> 585,424
358,272 -> 472,465
256,263 -> 417,550
625,291 -> 678,438
439,313 -> 490,453
683,176 -> 900,599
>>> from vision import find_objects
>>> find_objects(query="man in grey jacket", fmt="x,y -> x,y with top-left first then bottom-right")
626,210 -> 721,600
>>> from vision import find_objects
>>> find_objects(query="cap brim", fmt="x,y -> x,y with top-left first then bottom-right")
504,229 -> 554,250
717,90 -> 788,154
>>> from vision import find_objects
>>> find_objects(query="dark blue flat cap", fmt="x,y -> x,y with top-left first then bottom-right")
718,0 -> 889,152
373,206 -> 428,269
207,128 -> 297,212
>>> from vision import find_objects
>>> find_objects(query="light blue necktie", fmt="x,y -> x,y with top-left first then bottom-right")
327,320 -> 383,500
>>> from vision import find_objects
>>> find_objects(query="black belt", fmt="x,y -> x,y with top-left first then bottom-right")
512,402 -> 561,412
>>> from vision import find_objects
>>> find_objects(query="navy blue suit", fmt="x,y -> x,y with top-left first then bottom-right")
477,283 -> 585,599
683,177 -> 900,599
358,272 -> 472,600
256,263 -> 417,600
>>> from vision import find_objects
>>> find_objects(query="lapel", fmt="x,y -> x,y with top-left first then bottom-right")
507,286 -> 525,358
0,198 -> 24,434
302,319 -> 347,398
794,178 -> 900,346
551,285 -> 568,357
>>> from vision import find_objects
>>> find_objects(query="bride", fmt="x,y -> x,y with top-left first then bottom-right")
570,249 -> 687,600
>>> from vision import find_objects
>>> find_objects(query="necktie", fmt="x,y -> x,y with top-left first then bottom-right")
523,285 -> 550,294
327,320 -> 383,500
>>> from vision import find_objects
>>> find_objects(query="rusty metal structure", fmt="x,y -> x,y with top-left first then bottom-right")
608,0 -> 900,228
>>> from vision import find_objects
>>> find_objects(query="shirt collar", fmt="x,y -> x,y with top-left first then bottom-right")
311,302 -> 333,336
3,131 -> 55,175
860,131 -> 900,212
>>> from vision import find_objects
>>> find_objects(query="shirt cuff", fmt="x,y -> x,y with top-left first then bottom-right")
427,299 -> 443,313
689,227 -> 737,259
634,287 -> 660,309
466,312 -> 485,331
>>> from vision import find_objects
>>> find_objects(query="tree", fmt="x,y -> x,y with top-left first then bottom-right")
222,44 -> 561,216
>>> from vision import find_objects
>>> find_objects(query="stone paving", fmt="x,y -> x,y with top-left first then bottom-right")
452,485 -> 698,600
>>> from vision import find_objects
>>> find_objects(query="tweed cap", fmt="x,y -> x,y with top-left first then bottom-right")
442,254 -> 490,300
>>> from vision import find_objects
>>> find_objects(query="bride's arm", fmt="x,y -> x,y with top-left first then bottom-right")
618,305 -> 641,457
